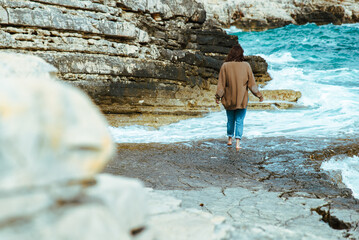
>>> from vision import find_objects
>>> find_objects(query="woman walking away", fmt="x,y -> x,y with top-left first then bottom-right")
215,44 -> 264,150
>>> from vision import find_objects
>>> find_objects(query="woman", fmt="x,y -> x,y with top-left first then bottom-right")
215,44 -> 264,150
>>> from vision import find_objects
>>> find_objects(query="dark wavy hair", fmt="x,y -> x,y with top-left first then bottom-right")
225,44 -> 245,62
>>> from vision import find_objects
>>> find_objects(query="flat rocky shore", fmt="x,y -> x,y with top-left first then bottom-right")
105,137 -> 359,239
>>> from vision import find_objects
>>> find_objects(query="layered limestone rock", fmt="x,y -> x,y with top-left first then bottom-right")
249,89 -> 302,110
0,0 -> 302,127
199,0 -> 359,30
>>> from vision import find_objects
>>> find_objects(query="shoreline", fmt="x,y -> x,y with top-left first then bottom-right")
104,136 -> 359,238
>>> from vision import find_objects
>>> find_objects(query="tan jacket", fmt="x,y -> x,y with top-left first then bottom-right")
216,61 -> 261,110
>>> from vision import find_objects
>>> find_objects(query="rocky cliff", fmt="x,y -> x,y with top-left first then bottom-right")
199,0 -> 359,30
0,0 -> 301,126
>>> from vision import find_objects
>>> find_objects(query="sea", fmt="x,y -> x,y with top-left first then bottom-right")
110,23 -> 359,198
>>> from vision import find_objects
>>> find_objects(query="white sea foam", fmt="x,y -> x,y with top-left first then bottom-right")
109,111 -> 227,143
321,156 -> 359,199
316,68 -> 350,73
342,23 -> 359,28
109,103 -> 357,143
264,67 -> 306,90
259,52 -> 298,64
224,26 -> 242,34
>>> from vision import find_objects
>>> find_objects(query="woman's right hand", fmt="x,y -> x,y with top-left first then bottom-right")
259,95 -> 264,102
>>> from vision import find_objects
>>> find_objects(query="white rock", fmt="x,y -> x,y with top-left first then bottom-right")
145,188 -> 182,215
149,210 -> 231,240
146,189 -> 233,240
0,6 -> 8,23
198,0 -> 359,27
88,174 -> 147,234
1,1 -> 148,41
116,0 -> 203,19
198,0 -> 294,26
0,53 -> 114,190
0,174 -> 147,240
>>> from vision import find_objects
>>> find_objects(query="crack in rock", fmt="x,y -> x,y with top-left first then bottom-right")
311,204 -> 352,230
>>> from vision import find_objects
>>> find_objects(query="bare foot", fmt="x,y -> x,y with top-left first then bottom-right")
227,137 -> 232,146
236,139 -> 241,150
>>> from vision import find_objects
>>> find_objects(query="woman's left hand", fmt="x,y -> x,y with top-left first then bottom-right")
216,99 -> 220,104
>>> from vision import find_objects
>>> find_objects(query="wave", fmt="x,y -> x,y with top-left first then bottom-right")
260,52 -> 298,64
322,156 -> 359,199
224,26 -> 243,34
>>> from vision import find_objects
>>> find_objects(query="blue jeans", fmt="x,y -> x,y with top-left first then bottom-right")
226,109 -> 247,139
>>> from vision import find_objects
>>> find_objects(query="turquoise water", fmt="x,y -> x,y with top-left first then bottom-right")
234,23 -> 359,86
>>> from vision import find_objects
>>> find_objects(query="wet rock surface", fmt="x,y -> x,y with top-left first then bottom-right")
105,137 -> 359,238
